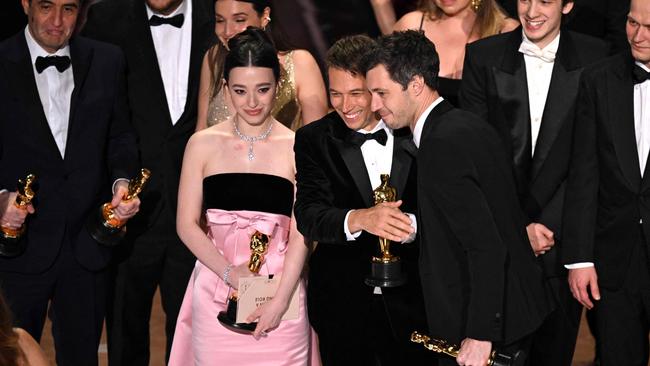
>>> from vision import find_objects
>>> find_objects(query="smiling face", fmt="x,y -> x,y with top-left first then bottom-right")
628,0 -> 650,67
518,0 -> 573,49
214,0 -> 270,47
328,67 -> 378,131
226,66 -> 277,127
22,0 -> 79,53
366,64 -> 414,131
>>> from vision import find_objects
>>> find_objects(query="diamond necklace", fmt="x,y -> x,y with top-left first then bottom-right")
233,117 -> 274,161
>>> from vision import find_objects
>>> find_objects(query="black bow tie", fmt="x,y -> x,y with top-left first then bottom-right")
633,64 -> 650,84
349,129 -> 388,146
35,55 -> 71,74
149,14 -> 184,28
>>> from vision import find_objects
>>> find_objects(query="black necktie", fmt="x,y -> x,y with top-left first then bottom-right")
149,14 -> 184,28
35,55 -> 71,74
633,64 -> 650,84
349,129 -> 388,146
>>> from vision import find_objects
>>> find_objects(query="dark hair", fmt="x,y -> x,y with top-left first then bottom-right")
326,35 -> 376,76
223,27 -> 280,83
361,30 -> 439,91
0,292 -> 21,366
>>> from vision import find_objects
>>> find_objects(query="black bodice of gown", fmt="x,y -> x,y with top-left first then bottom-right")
203,173 -> 294,217
438,77 -> 460,107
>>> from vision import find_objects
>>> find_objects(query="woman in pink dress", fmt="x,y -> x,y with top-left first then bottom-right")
169,27 -> 311,365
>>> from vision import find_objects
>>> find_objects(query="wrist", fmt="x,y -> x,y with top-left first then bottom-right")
222,263 -> 234,287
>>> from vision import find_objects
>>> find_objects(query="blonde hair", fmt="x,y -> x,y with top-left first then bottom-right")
417,0 -> 510,39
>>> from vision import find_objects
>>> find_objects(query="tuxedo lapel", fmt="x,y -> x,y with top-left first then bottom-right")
389,129 -> 414,199
609,56 -> 640,191
5,34 -> 62,161
530,33 -> 582,181
493,32 -> 531,182
128,1 -> 173,126
328,120 -> 374,208
67,37 -> 93,158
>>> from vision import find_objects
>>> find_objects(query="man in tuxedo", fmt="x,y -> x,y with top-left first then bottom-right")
563,0 -> 650,364
81,0 -> 214,364
459,1 -> 608,364
363,30 -> 551,366
0,0 -> 140,364
294,35 -> 432,365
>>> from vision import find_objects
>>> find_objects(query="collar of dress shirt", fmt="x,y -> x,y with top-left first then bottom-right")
24,26 -> 71,65
146,0 -> 187,21
413,96 -> 444,148
637,61 -> 650,73
520,30 -> 560,57
358,119 -> 390,135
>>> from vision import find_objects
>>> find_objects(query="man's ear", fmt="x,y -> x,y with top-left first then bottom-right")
409,75 -> 425,96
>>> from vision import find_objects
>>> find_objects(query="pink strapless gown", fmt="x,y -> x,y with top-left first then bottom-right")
169,209 -> 314,365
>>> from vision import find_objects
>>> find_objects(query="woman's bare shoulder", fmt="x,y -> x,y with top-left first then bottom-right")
15,328 -> 49,366
394,10 -> 425,31
499,17 -> 520,33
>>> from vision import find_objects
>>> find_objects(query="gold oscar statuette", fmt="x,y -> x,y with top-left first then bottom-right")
88,168 -> 151,246
364,174 -> 407,287
410,331 -> 524,366
218,231 -> 270,333
0,174 -> 37,257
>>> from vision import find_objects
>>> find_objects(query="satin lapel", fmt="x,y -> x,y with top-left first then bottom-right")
177,0 -> 214,126
5,35 -> 62,160
328,122 -> 374,208
530,48 -> 581,181
130,1 -> 173,125
66,37 -> 93,159
389,129 -> 414,199
609,57 -> 640,191
494,52 -> 531,175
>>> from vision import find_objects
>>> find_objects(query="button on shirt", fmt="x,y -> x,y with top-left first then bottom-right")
521,32 -> 560,157
146,0 -> 192,125
25,27 -> 73,158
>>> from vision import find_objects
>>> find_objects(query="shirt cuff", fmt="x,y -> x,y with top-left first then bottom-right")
344,210 -> 362,241
564,262 -> 594,269
402,212 -> 417,243
112,178 -> 130,195
0,189 -> 7,195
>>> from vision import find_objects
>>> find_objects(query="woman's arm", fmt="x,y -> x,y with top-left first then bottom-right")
291,50 -> 328,126
176,133 -> 250,286
195,51 -> 213,132
15,328 -> 48,366
370,0 -> 397,35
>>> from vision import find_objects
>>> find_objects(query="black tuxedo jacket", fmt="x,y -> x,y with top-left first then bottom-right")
82,0 -> 215,231
0,32 -> 138,273
294,111 -> 426,342
417,100 -> 550,345
562,52 -> 650,290
460,29 -> 608,277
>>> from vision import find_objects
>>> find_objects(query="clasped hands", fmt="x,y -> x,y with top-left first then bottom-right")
526,222 -> 554,256
348,200 -> 414,242
110,180 -> 141,221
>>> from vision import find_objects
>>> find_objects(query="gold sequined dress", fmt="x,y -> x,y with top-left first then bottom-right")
207,51 -> 302,131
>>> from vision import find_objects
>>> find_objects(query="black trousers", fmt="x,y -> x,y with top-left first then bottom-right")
594,238 -> 650,366
317,294 -> 437,366
106,204 -> 195,366
528,275 -> 583,366
0,242 -> 107,366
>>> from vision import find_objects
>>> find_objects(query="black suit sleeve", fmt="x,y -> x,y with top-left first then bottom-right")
562,74 -> 599,264
459,45 -> 489,121
422,136 -> 506,342
107,50 -> 138,182
294,128 -> 349,243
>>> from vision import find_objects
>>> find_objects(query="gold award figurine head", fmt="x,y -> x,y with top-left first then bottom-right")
125,168 -> 151,201
373,174 -> 396,205
16,174 -> 36,207
248,231 -> 270,273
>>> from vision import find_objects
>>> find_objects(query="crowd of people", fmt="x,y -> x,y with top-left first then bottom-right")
1,0 -> 649,365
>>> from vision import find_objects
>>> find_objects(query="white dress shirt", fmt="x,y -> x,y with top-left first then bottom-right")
521,32 -> 560,157
25,27 -> 73,158
146,0 -> 192,125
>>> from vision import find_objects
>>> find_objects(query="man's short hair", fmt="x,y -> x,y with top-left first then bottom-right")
326,34 -> 377,76
361,30 -> 439,91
